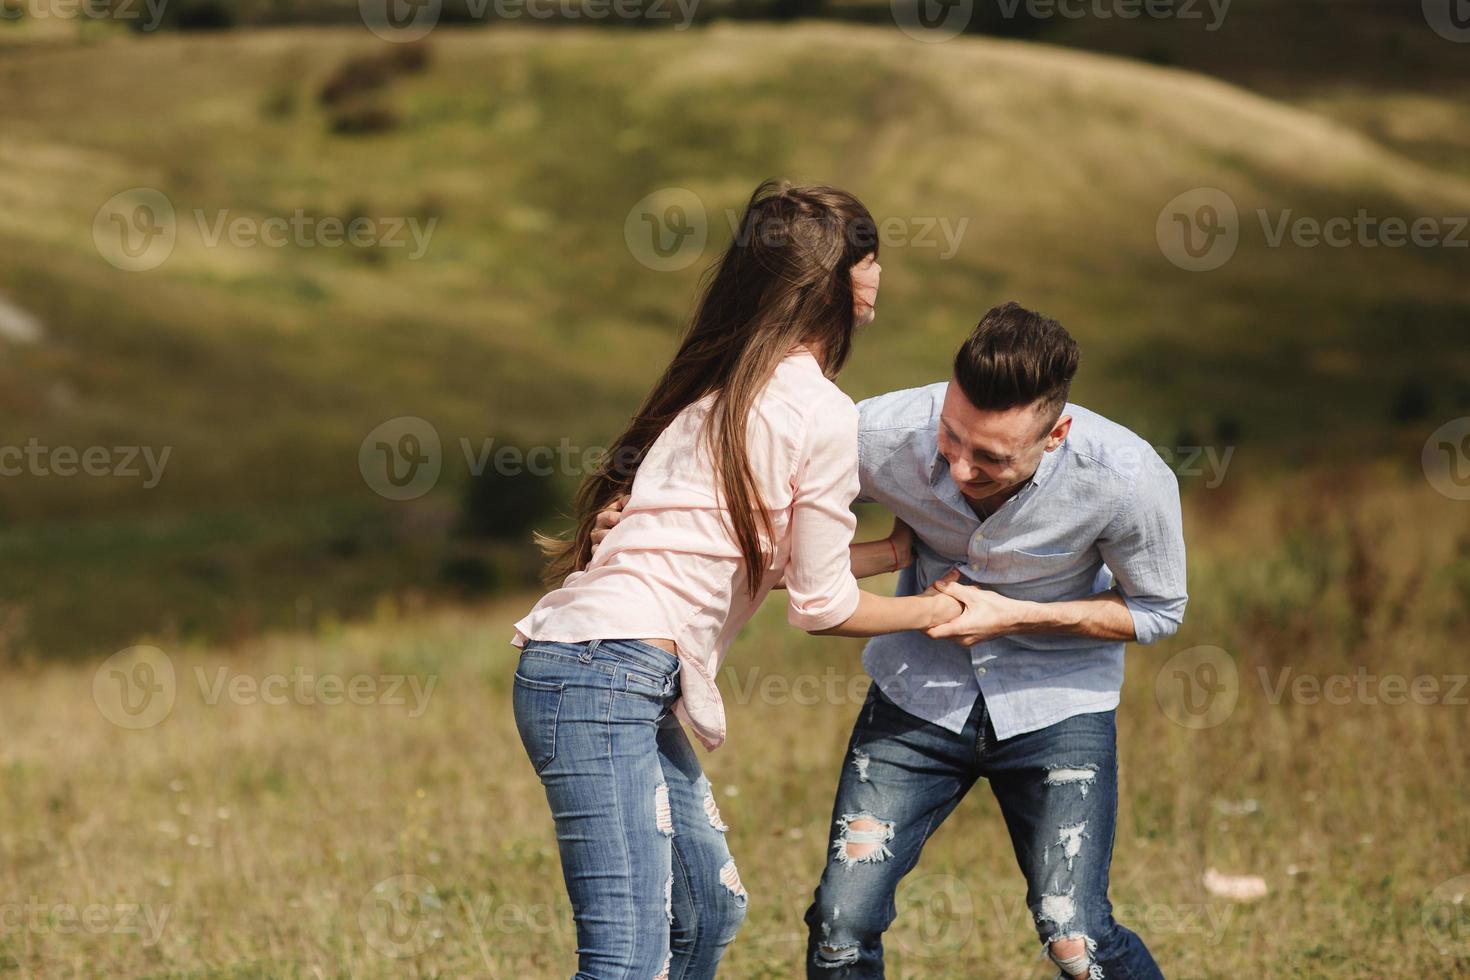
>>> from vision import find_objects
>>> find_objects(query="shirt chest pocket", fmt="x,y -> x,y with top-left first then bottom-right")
985,547 -> 1087,584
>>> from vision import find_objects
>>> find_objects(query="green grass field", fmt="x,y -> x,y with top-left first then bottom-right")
1,476 -> 1466,977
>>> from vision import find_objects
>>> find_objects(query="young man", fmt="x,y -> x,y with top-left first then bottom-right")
804,301 -> 1186,979
594,302 -> 1186,977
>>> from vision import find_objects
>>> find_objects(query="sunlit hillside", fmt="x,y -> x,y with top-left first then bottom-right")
1,23 -> 1466,655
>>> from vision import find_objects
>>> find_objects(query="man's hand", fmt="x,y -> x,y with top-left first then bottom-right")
590,494 -> 629,551
924,570 -> 1027,647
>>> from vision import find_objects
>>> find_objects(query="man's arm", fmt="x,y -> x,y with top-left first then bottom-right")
926,462 -> 1188,648
925,577 -> 1135,647
841,517 -> 913,582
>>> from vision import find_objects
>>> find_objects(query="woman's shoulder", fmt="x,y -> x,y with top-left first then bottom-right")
766,350 -> 858,418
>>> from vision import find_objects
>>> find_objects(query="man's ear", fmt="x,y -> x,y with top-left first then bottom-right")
1045,414 -> 1072,451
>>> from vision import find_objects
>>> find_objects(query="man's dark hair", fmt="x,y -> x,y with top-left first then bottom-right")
953,301 -> 1080,426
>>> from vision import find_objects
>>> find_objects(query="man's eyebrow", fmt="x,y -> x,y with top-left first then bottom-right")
942,417 -> 1014,463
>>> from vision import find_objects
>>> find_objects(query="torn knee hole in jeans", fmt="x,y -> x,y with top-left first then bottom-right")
832,812 -> 894,867
1047,932 -> 1101,980
719,859 -> 746,900
814,933 -> 860,969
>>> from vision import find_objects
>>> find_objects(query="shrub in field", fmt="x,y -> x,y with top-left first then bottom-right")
319,43 -> 433,135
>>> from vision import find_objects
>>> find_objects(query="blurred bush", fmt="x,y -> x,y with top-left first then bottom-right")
318,42 -> 432,135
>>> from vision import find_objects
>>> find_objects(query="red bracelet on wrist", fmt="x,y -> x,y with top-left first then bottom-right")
888,537 -> 900,572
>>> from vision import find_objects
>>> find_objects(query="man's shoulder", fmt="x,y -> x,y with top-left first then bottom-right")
1061,404 -> 1175,487
856,382 -> 947,439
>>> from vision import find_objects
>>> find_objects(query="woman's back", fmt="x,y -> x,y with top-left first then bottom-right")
512,346 -> 861,748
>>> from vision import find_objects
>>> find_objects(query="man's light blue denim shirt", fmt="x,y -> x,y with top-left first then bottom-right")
856,383 -> 1188,739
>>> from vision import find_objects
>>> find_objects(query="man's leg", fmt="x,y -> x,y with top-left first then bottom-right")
983,708 -> 1163,980
803,684 -> 981,978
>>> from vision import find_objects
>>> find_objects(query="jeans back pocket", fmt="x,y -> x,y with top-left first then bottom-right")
512,672 -> 565,774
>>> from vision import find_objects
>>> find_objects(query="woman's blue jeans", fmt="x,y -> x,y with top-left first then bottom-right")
514,638 -> 748,979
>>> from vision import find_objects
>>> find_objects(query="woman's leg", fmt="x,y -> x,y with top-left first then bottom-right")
514,640 -> 681,979
657,718 -> 747,980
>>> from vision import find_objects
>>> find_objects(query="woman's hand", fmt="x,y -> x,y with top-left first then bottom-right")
922,588 -> 964,628
590,494 -> 629,549
916,568 -> 964,627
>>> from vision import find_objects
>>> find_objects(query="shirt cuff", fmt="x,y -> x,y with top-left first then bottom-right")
788,575 -> 862,632
1120,593 -> 1181,645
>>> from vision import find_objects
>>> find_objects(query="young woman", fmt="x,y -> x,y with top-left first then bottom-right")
510,180 -> 960,979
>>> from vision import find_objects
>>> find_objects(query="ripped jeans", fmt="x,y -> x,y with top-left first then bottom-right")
804,683 -> 1162,980
513,639 -> 747,980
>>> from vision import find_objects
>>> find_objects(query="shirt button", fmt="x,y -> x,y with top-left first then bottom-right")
976,667 -> 987,675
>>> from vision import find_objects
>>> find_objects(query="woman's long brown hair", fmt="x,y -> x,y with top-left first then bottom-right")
539,179 -> 878,595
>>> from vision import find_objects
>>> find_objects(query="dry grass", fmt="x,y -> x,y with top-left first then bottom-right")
1,474 -> 1466,977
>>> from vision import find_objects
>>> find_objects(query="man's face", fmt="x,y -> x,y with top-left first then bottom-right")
936,379 -> 1071,503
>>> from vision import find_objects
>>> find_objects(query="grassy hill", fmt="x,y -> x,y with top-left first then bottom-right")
0,23 -> 1466,656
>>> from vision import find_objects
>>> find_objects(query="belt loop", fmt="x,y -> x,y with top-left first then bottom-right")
580,639 -> 599,663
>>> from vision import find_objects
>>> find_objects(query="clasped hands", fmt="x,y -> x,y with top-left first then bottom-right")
922,568 -> 1026,648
